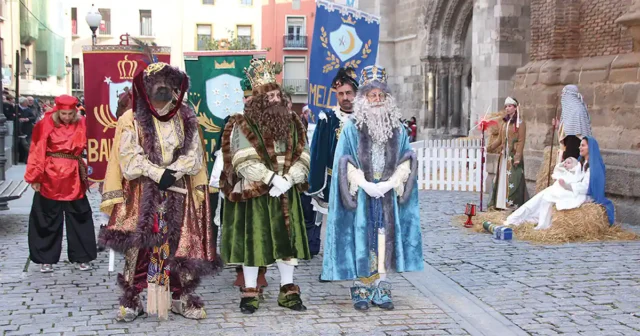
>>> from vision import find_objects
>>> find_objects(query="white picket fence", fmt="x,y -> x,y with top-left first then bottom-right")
410,138 -> 486,192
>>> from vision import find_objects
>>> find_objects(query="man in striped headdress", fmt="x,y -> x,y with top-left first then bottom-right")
559,85 -> 592,160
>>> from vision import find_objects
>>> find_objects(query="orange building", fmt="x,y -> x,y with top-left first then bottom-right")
262,0 -> 316,111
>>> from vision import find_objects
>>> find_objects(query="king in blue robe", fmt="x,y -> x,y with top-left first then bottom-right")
321,65 -> 424,311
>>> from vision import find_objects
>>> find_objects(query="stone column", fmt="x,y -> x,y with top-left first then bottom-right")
424,57 -> 437,129
450,57 -> 463,135
470,0 -> 530,136
437,57 -> 449,133
616,0 -> 640,51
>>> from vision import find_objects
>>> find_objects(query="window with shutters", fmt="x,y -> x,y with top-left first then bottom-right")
140,10 -> 152,36
283,57 -> 308,94
237,25 -> 252,44
71,8 -> 77,35
98,8 -> 111,35
196,24 -> 213,50
285,17 -> 306,49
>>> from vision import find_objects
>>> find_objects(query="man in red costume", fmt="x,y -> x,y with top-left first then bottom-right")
24,94 -> 97,273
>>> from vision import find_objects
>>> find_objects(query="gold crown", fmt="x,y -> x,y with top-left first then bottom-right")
144,62 -> 168,76
243,58 -> 277,88
215,60 -> 235,69
341,15 -> 356,25
118,55 -> 138,79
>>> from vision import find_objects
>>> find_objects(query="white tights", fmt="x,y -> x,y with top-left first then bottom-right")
242,261 -> 295,288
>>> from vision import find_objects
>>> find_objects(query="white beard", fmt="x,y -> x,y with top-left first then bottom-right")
353,95 -> 402,145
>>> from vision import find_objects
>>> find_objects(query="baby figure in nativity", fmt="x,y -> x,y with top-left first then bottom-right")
504,157 -> 585,230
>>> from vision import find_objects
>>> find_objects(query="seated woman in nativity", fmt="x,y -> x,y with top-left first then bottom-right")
504,136 -> 614,230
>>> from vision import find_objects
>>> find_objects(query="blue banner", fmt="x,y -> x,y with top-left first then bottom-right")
307,0 -> 380,123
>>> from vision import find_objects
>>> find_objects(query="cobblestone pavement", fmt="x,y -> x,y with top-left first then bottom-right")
0,189 -> 469,336
421,191 -> 640,336
2,188 -> 639,335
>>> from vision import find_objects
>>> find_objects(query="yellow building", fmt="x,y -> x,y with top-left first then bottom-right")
65,0 -> 263,98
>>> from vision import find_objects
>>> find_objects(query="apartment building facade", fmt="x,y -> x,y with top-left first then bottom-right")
67,0 -> 262,97
262,0 -> 315,109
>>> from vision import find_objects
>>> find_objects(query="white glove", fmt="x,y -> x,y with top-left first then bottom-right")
351,171 -> 383,198
269,186 -> 284,197
361,181 -> 384,198
376,181 -> 395,195
271,175 -> 292,193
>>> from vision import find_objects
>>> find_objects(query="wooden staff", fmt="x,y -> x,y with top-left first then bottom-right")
546,102 -> 561,187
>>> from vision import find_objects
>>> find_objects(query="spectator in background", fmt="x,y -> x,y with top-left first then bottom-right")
17,96 -> 36,163
27,96 -> 42,121
3,91 -> 15,121
77,102 -> 86,117
408,116 -> 418,142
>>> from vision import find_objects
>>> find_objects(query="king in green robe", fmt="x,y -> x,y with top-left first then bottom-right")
219,59 -> 311,314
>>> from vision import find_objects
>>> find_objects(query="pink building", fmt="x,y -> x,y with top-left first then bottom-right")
262,0 -> 316,111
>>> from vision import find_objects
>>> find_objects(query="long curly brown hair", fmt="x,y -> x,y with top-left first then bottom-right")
244,89 -> 292,141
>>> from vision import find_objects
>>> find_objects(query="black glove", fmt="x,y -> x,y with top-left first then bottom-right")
158,169 -> 177,191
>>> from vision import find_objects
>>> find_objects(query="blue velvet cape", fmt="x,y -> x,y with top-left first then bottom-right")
307,108 -> 343,204
321,120 -> 424,281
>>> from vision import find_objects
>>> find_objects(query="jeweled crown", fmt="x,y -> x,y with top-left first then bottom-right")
243,58 -> 277,88
359,65 -> 388,86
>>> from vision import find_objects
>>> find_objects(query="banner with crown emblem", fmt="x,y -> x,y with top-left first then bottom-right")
184,51 -> 263,175
82,45 -> 171,182
307,0 -> 380,123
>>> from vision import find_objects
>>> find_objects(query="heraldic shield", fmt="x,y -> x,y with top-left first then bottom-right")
109,81 -> 133,118
205,73 -> 244,120
329,24 -> 363,62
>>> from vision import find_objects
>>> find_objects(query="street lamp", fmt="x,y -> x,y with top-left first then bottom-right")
85,5 -> 102,45
23,58 -> 32,76
66,60 -> 72,74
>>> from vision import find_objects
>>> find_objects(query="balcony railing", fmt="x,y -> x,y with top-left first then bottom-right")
283,35 -> 308,49
282,79 -> 308,95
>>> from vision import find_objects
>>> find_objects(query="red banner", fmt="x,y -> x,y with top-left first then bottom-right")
83,45 -> 170,182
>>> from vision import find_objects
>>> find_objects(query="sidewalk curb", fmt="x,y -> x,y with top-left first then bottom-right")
402,262 -> 529,336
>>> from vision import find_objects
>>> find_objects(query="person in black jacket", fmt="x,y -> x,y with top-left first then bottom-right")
17,97 -> 36,163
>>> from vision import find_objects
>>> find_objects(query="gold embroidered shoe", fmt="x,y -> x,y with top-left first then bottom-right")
116,305 -> 144,322
171,295 -> 207,320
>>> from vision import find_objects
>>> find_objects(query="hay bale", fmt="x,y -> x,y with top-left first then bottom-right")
515,203 -> 637,244
535,146 -> 558,194
454,204 -> 638,244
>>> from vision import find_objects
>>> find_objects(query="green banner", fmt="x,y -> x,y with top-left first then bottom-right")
185,54 -> 254,174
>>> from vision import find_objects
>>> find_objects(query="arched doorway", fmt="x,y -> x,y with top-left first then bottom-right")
421,0 -> 473,137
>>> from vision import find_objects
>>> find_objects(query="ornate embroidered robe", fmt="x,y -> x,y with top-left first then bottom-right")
220,113 -> 311,267
321,121 -> 424,281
